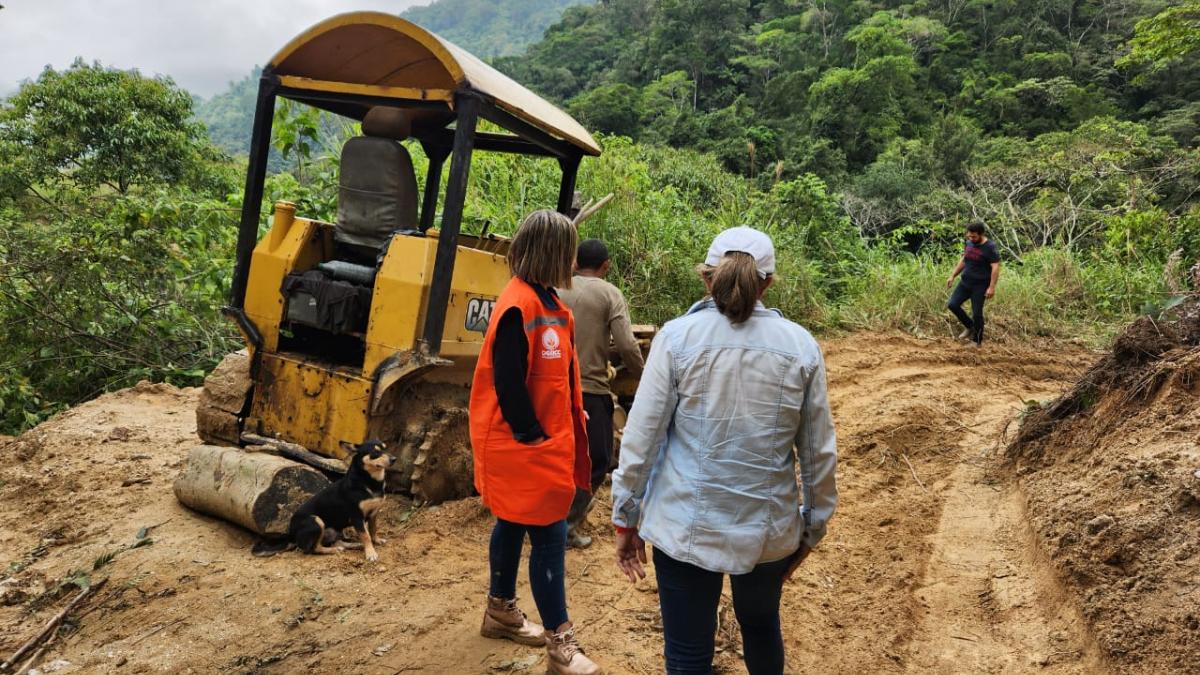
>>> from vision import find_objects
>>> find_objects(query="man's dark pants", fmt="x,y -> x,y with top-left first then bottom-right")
567,393 -> 614,526
948,278 -> 988,345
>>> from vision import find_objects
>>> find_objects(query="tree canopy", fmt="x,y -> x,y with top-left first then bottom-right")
0,62 -> 238,432
1119,1 -> 1200,72
3,0 -> 1200,435
495,0 -> 1200,261
0,60 -> 217,197
500,0 -> 1200,178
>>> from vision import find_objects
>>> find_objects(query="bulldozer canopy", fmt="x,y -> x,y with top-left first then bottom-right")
268,11 -> 601,157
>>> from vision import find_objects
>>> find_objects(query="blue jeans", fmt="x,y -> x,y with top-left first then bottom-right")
948,278 -> 988,344
653,548 -> 791,675
489,518 -> 569,630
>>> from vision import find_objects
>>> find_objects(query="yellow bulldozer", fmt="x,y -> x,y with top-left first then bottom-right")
196,12 -> 614,504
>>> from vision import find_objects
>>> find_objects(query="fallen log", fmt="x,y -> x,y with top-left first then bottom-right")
173,445 -> 329,536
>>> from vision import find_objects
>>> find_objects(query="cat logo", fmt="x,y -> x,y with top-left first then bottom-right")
540,327 -> 562,360
465,297 -> 495,333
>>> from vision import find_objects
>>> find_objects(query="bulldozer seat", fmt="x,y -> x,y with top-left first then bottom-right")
286,107 -> 416,338
335,134 -> 419,253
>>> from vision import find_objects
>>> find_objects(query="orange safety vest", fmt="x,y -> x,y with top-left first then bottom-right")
470,277 -> 591,525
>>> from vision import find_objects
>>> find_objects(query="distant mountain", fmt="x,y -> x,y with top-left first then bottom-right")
195,0 -> 591,155
403,0 -> 589,58
194,69 -> 260,156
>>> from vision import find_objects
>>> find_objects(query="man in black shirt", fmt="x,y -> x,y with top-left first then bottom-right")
945,223 -> 1001,347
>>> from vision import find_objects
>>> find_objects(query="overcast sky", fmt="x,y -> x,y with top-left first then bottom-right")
0,0 -> 430,98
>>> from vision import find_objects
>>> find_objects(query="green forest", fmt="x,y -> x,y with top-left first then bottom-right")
1,0 -> 1199,434
501,0 -> 1200,251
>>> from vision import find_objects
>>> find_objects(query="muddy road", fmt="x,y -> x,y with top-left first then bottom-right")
0,333 -> 1115,674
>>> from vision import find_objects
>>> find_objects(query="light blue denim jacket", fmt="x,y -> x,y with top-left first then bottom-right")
611,299 -> 838,575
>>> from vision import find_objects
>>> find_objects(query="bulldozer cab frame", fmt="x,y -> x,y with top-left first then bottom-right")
197,12 -> 605,480
224,11 -> 602,358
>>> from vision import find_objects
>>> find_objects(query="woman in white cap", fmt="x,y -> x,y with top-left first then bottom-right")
610,227 -> 838,675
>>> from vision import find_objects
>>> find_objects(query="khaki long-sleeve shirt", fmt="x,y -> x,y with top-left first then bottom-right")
557,275 -> 644,396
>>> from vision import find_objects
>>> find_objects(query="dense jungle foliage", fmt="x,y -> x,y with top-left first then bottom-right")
499,0 -> 1200,253
1,1 -> 1198,434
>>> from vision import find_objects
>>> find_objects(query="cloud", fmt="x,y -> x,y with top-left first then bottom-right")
0,0 -> 430,97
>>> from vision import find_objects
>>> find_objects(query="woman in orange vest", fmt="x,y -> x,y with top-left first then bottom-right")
471,209 -> 602,675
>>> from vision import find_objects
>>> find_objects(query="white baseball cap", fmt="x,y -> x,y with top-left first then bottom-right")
704,227 -> 776,279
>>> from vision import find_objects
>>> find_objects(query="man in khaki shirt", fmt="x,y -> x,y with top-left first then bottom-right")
558,239 -> 644,548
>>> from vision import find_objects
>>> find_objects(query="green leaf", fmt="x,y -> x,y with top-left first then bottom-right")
69,570 -> 93,590
92,549 -> 118,570
1163,295 -> 1189,311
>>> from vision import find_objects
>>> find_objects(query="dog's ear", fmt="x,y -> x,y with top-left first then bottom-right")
339,440 -> 358,455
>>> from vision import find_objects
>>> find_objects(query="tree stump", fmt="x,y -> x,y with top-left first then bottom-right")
173,445 -> 329,535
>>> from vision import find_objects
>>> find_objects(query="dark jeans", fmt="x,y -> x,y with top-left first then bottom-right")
583,393 -> 614,486
488,518 -> 568,630
567,393 -> 615,527
948,278 -> 988,344
653,548 -> 792,675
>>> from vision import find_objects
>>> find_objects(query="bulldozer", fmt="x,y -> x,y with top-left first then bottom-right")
196,12 -> 607,504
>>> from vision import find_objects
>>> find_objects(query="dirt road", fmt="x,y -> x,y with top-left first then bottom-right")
0,333 -> 1102,674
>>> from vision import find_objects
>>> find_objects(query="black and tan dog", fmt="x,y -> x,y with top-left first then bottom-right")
252,440 -> 394,562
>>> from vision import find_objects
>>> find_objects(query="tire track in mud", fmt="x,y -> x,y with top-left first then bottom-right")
901,397 -> 1107,674
800,335 -> 1099,673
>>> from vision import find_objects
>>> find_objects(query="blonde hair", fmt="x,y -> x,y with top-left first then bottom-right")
509,209 -> 578,289
698,252 -> 771,324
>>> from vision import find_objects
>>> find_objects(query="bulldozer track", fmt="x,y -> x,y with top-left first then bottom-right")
408,406 -> 473,504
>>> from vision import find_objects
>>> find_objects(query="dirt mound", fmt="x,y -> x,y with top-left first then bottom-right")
0,333 -> 1099,674
1009,304 -> 1200,673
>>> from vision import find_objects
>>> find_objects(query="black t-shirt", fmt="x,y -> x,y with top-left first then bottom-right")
962,239 -> 1000,283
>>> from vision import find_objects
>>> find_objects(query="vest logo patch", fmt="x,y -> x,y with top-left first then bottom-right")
540,327 -> 562,359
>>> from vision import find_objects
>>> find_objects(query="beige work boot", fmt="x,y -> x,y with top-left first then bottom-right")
481,596 -> 546,646
545,624 -> 604,675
